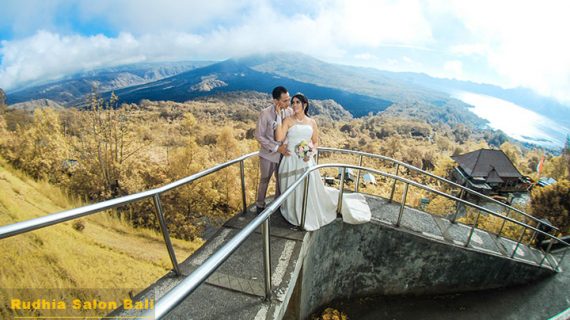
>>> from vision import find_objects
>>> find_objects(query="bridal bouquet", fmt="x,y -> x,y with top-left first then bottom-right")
295,140 -> 315,161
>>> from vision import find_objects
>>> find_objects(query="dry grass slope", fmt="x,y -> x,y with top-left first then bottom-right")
0,158 -> 203,318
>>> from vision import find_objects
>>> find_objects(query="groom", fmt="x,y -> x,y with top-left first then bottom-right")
255,86 -> 293,214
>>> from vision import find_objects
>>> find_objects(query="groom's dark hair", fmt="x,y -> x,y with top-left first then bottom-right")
292,93 -> 309,116
272,86 -> 288,100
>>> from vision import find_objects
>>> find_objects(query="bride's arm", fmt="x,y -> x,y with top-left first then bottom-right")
310,119 -> 319,148
275,118 -> 290,142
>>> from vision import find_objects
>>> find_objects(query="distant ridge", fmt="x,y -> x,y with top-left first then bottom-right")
6,61 -> 212,106
5,52 -> 569,136
9,99 -> 65,111
108,58 -> 393,117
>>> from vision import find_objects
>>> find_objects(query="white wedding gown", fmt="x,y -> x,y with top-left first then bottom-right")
278,124 -> 371,231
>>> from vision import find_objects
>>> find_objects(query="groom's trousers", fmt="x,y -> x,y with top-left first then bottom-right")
256,158 -> 281,209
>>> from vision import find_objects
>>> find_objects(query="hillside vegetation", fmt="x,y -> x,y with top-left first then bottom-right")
0,158 -> 202,318
1,87 -> 569,316
1,90 -> 569,238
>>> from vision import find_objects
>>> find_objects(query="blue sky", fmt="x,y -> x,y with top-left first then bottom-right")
1,0 -> 569,106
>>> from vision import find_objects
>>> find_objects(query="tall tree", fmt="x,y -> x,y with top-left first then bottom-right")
8,108 -> 68,181
531,179 -> 570,234
71,91 -> 146,198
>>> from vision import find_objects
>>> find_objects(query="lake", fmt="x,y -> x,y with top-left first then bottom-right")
453,91 -> 568,148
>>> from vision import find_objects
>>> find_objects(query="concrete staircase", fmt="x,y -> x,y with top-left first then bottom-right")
110,194 -> 565,320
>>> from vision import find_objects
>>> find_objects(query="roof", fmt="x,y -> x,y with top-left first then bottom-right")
537,177 -> 557,187
362,173 -> 377,184
451,149 -> 522,180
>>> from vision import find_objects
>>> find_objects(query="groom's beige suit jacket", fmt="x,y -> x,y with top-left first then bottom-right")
255,106 -> 292,163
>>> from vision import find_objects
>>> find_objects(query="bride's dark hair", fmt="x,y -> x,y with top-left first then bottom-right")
292,93 -> 309,116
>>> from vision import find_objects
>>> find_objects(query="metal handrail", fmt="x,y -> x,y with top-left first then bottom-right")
1,149 -> 567,319
0,151 -> 259,276
144,161 -> 316,319
0,151 -> 258,240
145,162 -> 569,319
317,147 -> 558,231
317,164 -> 568,248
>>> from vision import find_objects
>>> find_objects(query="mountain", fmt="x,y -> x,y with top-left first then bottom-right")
2,53 -> 487,118
108,58 -> 393,117
8,99 -> 65,111
6,61 -> 213,106
5,52 -> 569,148
236,52 -> 452,105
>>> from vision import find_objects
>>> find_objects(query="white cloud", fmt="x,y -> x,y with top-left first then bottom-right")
443,60 -> 463,79
450,43 -> 489,56
2,0 -> 434,90
445,0 -> 570,102
355,53 -> 374,60
323,0 -> 433,47
0,31 -> 206,89
76,0 -> 254,35
1,0 -> 570,105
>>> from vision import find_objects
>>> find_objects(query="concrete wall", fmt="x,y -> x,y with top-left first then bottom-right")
295,220 -> 555,319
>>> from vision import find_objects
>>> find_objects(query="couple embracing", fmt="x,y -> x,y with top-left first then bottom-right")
255,86 -> 371,231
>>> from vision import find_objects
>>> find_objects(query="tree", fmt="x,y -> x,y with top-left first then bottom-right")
70,91 -> 147,198
0,88 -> 6,111
0,111 -> 7,148
562,134 -> 570,179
486,130 -> 509,147
530,179 -> 570,234
542,155 -> 568,180
500,141 -> 521,168
214,126 -> 241,213
433,156 -> 456,181
9,108 -> 68,181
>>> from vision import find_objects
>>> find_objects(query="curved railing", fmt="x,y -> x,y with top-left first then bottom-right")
317,147 -> 558,235
144,162 -> 569,319
0,151 -> 260,275
1,148 -> 567,319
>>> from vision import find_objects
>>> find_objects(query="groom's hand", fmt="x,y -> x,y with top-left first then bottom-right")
278,144 -> 290,156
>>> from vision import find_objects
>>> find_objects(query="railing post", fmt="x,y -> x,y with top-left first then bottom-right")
450,189 -> 464,223
556,248 -> 568,272
529,221 -> 542,244
451,201 -> 461,223
465,210 -> 481,247
539,238 -> 556,267
240,160 -> 247,214
396,183 -> 409,227
511,226 -> 527,258
301,175 -> 310,230
152,194 -> 181,276
497,209 -> 510,237
315,149 -> 320,165
262,219 -> 272,300
389,163 -> 400,203
355,154 -> 363,193
337,167 -> 346,215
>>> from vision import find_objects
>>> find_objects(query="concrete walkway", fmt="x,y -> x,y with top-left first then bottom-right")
110,194 -> 564,320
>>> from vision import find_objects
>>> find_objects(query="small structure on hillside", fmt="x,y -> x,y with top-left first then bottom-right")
536,177 -> 557,187
337,168 -> 355,183
361,173 -> 377,185
451,149 -> 530,195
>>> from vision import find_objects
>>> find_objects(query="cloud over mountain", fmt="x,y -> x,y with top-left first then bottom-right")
1,0 -> 569,105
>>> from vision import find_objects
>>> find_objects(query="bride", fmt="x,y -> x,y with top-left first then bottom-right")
275,93 -> 371,231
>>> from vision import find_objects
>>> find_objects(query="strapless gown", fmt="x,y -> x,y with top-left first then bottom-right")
278,124 -> 371,231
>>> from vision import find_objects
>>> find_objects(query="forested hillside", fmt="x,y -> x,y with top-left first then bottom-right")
1,88 -> 569,317
0,157 -> 202,318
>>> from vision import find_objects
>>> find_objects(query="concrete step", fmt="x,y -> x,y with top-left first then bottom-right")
109,194 -> 558,319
